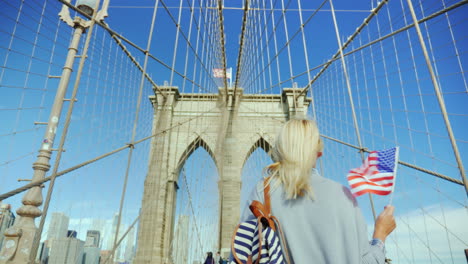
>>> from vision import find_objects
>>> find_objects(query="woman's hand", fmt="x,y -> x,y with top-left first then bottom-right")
372,205 -> 396,243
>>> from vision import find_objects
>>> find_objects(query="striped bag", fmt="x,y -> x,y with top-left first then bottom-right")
230,178 -> 291,264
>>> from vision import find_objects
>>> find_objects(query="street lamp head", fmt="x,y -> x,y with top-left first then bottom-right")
59,0 -> 109,28
76,0 -> 98,16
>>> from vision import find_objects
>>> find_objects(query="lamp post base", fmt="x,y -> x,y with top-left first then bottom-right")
0,217 -> 38,264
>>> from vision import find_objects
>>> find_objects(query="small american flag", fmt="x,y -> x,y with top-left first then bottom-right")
213,68 -> 232,78
347,147 -> 399,197
213,68 -> 224,78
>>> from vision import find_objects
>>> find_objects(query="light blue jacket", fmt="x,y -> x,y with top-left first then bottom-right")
240,171 -> 386,264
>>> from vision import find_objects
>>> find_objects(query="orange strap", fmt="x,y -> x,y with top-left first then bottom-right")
263,178 -> 271,216
247,177 -> 291,264
249,177 -> 276,231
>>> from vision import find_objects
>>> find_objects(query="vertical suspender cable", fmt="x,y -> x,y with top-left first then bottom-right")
233,0 -> 250,95
262,1 -> 274,91
328,0 -> 377,220
296,0 -> 317,120
182,0 -> 197,92
217,0 -> 229,100
405,0 -> 468,197
169,0 -> 184,86
111,0 -> 162,261
280,0 -> 294,86
270,0 -> 283,93
296,0 -> 388,99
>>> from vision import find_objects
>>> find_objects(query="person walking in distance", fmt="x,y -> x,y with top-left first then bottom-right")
215,251 -> 222,264
204,252 -> 215,264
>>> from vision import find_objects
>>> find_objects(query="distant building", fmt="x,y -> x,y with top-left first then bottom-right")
38,241 -> 50,264
41,212 -> 69,263
83,230 -> 101,264
85,230 -> 101,247
47,212 -> 69,240
173,215 -> 190,264
90,219 -> 107,248
108,213 -> 124,260
107,213 -> 119,250
0,203 -> 15,248
124,227 -> 135,262
48,237 -> 84,264
83,246 -> 100,264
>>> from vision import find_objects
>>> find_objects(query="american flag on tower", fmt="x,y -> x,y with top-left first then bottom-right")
212,68 -> 232,79
347,147 -> 399,197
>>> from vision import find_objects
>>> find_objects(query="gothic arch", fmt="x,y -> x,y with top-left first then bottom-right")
242,135 -> 273,170
175,135 -> 218,175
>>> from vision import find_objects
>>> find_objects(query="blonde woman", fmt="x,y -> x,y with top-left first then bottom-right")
240,118 -> 396,264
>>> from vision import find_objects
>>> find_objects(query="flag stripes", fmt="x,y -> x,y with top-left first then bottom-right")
347,147 -> 399,197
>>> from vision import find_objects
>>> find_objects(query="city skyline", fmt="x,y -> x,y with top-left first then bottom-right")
39,210 -> 137,263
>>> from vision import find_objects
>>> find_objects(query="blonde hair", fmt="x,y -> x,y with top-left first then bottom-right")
266,118 -> 323,199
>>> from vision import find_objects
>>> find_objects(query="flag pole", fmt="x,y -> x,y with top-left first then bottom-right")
388,146 -> 400,205
229,67 -> 233,88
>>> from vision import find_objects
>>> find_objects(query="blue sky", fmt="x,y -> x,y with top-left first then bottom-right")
1,0 -> 467,262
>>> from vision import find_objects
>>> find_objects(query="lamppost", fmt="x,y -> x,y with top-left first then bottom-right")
0,0 -> 108,263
